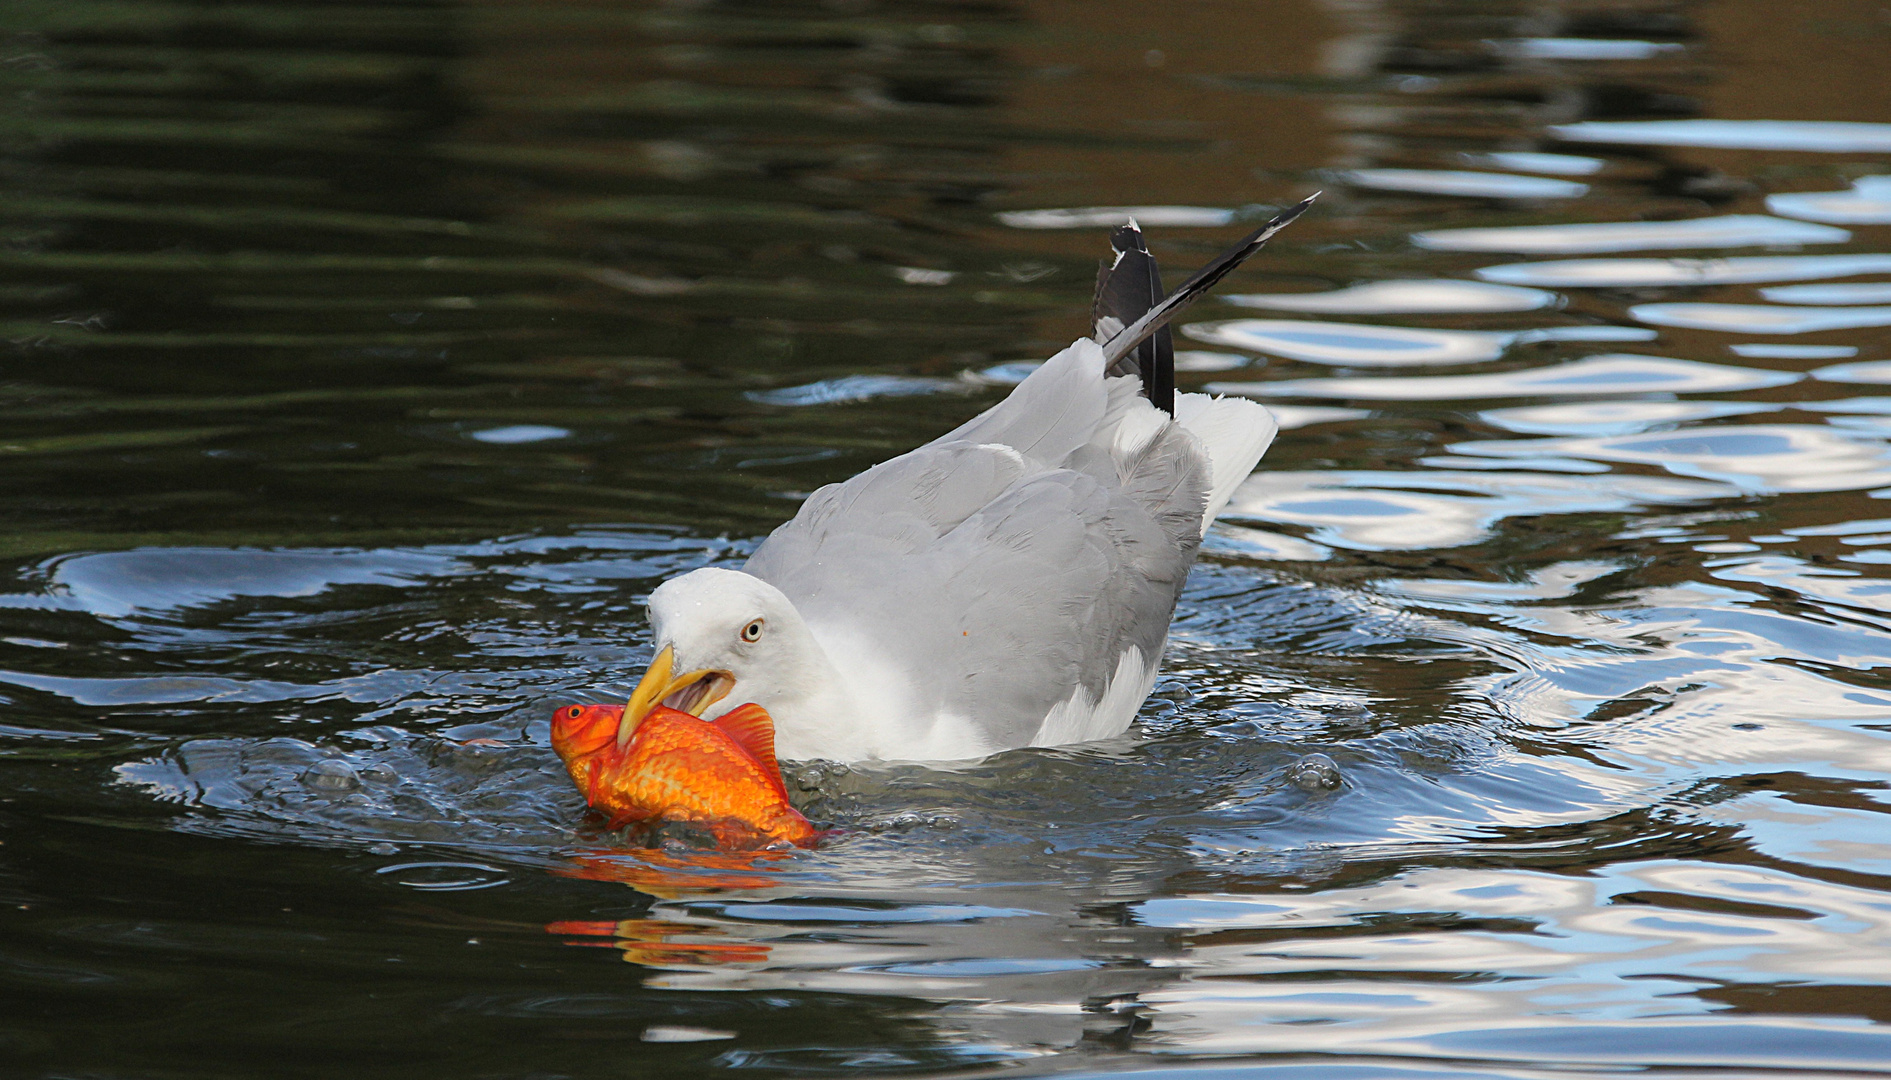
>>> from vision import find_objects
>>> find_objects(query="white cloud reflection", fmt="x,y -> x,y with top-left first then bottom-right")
1184,321 -> 1651,368
1211,354 -> 1798,401
1451,425 -> 1891,493
1478,253 -> 1891,289
1552,119 -> 1891,153
1416,215 -> 1849,255
1224,279 -> 1557,315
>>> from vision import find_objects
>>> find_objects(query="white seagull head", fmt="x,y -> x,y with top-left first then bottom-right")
617,567 -> 840,747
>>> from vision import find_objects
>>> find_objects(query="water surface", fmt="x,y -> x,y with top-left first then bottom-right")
4,1 -> 1891,1078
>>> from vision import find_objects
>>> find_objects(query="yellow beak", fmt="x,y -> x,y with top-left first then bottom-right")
619,644 -> 734,747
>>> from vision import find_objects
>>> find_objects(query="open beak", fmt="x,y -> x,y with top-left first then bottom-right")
619,644 -> 735,747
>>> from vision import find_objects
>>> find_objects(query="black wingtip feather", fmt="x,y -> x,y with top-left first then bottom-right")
1099,192 -> 1320,371
1092,220 -> 1176,414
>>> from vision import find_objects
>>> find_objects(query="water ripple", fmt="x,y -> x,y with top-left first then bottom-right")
1552,119 -> 1891,153
1211,354 -> 1799,401
1630,303 -> 1891,335
1767,176 -> 1891,225
1338,169 -> 1588,199
1415,216 -> 1850,255
1451,425 -> 1891,493
1469,151 -> 1606,176
996,206 -> 1237,229
1478,253 -> 1891,289
1184,322 -> 1651,367
1223,470 -> 1731,550
1224,279 -> 1557,315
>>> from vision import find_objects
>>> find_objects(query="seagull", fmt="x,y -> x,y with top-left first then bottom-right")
618,196 -> 1317,762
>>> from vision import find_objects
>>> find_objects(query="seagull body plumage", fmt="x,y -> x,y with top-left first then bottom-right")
623,199 -> 1315,763
648,338 -> 1275,762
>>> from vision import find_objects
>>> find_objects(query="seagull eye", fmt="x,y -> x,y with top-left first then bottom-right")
740,619 -> 764,643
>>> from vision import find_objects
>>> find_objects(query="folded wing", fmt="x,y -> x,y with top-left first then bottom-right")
745,340 -> 1209,750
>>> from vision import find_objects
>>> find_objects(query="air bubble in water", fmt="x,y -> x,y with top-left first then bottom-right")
302,760 -> 359,792
1286,754 -> 1343,793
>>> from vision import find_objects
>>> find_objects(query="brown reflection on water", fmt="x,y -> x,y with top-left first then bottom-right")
1698,1 -> 1891,128
1001,0 -> 1335,206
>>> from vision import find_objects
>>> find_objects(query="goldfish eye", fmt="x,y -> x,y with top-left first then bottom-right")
740,619 -> 764,643
566,706 -> 582,718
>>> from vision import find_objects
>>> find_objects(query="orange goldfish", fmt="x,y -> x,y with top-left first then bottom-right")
550,700 -> 816,848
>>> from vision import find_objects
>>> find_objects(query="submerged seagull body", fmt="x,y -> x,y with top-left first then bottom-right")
620,198 -> 1316,762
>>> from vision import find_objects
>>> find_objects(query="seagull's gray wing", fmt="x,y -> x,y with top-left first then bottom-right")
928,340 -> 1111,466
743,339 -> 1125,609
743,440 -> 1031,600
919,423 -> 1208,746
745,416 -> 1208,749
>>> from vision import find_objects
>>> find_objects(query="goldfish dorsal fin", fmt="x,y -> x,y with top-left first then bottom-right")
713,703 -> 788,794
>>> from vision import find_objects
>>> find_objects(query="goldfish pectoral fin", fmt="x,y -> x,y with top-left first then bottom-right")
712,703 -> 786,785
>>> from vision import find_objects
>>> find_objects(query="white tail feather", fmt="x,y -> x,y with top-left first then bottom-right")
1030,644 -> 1158,747
1174,392 -> 1278,533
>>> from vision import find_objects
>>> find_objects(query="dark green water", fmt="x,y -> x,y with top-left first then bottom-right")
6,1 -> 1891,1076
